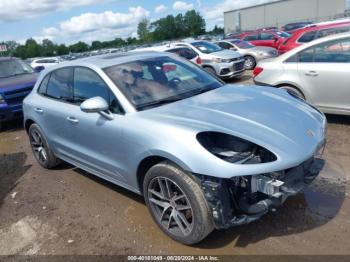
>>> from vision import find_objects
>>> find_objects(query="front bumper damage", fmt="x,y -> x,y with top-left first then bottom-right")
196,157 -> 325,229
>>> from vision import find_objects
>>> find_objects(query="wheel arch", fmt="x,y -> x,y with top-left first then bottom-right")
136,154 -> 193,195
24,119 -> 36,133
275,82 -> 309,100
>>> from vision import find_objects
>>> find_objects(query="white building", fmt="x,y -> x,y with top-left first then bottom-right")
224,0 -> 349,33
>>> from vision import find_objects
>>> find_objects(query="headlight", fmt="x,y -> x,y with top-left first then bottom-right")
0,94 -> 5,104
212,57 -> 231,63
197,132 -> 277,164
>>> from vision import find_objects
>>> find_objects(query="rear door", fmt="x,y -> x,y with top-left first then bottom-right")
259,32 -> 277,48
243,33 -> 260,46
297,37 -> 350,112
36,67 -> 75,153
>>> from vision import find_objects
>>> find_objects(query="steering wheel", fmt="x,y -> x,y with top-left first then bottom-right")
169,77 -> 182,90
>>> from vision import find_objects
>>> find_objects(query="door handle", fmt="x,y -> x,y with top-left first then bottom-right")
66,116 -> 79,124
305,71 -> 319,77
34,108 -> 44,114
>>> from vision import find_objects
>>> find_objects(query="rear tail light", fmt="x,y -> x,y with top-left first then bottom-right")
196,56 -> 202,65
253,67 -> 264,77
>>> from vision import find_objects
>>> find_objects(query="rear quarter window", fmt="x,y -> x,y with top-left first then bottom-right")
46,68 -> 73,100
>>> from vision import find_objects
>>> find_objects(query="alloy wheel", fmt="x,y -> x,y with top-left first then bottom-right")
30,129 -> 48,165
147,177 -> 194,237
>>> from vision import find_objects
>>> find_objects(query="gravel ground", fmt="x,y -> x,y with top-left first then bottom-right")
0,71 -> 349,255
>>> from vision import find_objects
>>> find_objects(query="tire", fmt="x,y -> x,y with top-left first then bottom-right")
279,85 -> 305,100
143,161 -> 214,245
244,55 -> 256,70
28,123 -> 60,169
204,67 -> 217,77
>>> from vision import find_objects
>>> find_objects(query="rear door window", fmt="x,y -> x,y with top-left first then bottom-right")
260,33 -> 275,40
244,34 -> 259,41
46,68 -> 73,101
298,31 -> 317,43
313,37 -> 350,63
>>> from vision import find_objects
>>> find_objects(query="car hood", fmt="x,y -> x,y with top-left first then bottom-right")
0,73 -> 38,93
145,85 -> 325,158
211,49 -> 241,59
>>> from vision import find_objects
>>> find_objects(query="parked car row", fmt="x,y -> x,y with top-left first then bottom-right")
227,19 -> 350,55
253,32 -> 350,116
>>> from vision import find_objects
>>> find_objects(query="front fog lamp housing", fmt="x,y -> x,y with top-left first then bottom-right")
196,132 -> 277,164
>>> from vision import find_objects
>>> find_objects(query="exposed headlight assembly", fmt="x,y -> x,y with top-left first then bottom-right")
197,131 -> 277,164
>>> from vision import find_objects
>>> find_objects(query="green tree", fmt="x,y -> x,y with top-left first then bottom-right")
208,25 -> 224,35
184,10 -> 206,37
57,44 -> 69,55
69,41 -> 89,53
41,39 -> 56,56
91,41 -> 103,50
137,18 -> 152,43
24,38 -> 40,58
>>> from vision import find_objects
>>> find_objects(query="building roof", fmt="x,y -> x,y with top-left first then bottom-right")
224,0 -> 287,13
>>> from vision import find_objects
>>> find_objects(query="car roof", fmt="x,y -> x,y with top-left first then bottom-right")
49,51 -> 169,69
293,20 -> 350,34
279,31 -> 350,60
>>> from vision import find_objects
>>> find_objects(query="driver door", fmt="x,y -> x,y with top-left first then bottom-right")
63,67 -> 127,183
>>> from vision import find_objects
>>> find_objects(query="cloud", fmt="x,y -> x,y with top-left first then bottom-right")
173,1 -> 194,11
40,6 -> 150,43
154,4 -> 167,14
0,0 -> 107,22
202,0 -> 276,29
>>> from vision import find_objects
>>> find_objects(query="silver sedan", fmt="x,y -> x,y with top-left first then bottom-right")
216,39 -> 278,69
254,32 -> 350,116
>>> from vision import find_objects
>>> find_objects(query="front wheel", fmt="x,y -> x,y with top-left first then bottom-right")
143,162 -> 214,245
244,55 -> 256,70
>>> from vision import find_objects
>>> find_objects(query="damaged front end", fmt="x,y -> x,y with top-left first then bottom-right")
196,157 -> 325,229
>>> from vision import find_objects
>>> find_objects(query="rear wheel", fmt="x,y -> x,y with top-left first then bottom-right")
244,55 -> 256,70
143,162 -> 214,245
29,123 -> 60,169
279,85 -> 305,100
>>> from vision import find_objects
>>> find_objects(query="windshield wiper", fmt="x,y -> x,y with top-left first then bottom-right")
137,96 -> 183,110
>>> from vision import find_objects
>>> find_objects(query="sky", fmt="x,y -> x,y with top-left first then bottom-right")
0,0 -> 349,45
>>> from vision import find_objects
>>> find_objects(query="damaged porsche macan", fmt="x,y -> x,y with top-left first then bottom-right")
23,51 -> 326,245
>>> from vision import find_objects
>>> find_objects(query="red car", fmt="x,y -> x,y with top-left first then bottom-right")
278,20 -> 350,54
237,30 -> 290,49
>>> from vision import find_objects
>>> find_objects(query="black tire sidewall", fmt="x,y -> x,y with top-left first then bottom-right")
28,123 -> 58,169
244,56 -> 256,70
143,162 -> 213,245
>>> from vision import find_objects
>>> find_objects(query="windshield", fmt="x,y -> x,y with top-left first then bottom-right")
0,59 -> 34,78
191,41 -> 223,54
275,31 -> 291,38
104,56 -> 223,111
231,40 -> 255,49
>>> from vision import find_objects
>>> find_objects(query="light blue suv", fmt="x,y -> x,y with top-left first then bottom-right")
23,52 -> 326,245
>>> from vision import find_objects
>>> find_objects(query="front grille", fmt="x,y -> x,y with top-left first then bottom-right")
233,61 -> 245,71
4,86 -> 33,105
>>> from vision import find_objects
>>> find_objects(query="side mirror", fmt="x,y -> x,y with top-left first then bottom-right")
80,96 -> 114,120
230,47 -> 238,51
